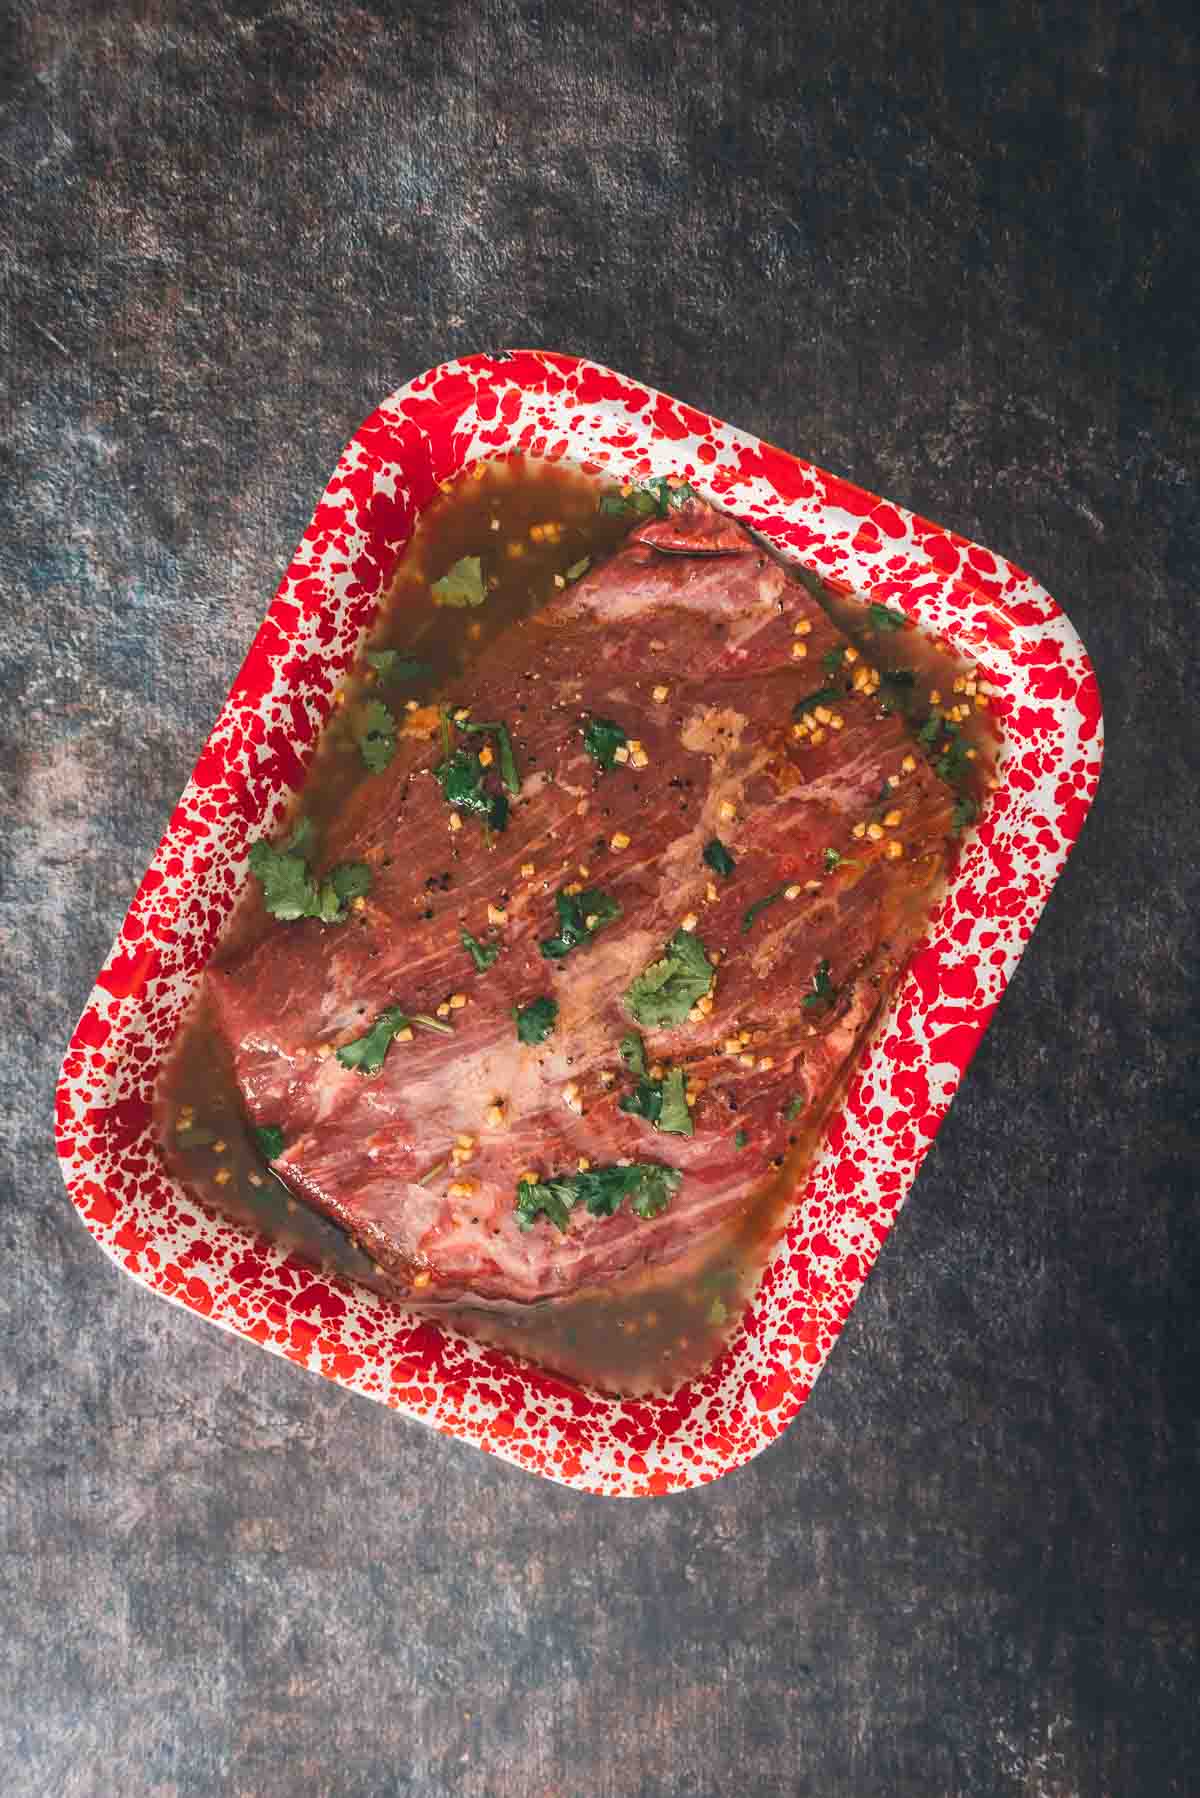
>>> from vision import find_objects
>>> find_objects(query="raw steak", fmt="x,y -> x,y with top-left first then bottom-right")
207,497 -> 956,1304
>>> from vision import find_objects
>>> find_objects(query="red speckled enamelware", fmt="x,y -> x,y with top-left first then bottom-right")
55,353 -> 1102,1495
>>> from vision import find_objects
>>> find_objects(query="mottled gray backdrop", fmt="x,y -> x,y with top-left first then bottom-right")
2,4 -> 1198,1796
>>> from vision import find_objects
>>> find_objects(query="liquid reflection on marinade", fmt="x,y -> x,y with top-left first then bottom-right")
157,457 -> 996,1397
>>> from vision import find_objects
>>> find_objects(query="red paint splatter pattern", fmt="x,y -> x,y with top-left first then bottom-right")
54,353 -> 1103,1496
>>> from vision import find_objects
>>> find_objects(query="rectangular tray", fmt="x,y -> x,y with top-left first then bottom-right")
55,352 -> 1102,1495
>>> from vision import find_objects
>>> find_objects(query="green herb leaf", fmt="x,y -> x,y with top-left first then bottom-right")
707,1296 -> 729,1325
868,603 -> 907,632
366,651 -> 435,684
254,1124 -> 285,1160
618,1064 -> 694,1138
460,719 -> 520,794
565,556 -> 591,582
734,1128 -> 749,1149
917,713 -> 942,746
539,886 -> 622,960
514,1162 -> 682,1232
431,555 -> 486,608
936,735 -> 972,788
513,995 -> 558,1044
433,748 -> 508,832
620,1033 -> 647,1078
335,1005 -> 413,1076
784,1095 -> 805,1120
247,829 -> 319,922
802,958 -> 837,1011
655,1068 -> 693,1136
823,848 -> 841,873
247,824 -> 371,925
598,477 -> 697,520
599,488 -> 659,518
952,795 -> 979,833
624,928 -> 714,1028
792,686 -> 839,721
880,668 -> 916,689
357,699 -> 397,773
703,838 -> 736,878
619,1079 -> 663,1125
581,715 -> 627,772
460,927 -> 500,973
822,646 -> 846,674
741,886 -> 789,934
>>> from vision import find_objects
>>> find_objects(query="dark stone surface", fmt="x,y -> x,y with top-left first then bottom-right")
2,3 -> 1197,1793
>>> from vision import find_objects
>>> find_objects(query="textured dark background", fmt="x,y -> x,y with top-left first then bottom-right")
3,3 -> 1198,1795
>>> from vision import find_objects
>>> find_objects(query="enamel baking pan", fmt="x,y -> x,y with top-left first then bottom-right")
55,353 -> 1102,1495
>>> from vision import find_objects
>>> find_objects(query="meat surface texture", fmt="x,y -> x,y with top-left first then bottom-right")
208,496 -> 955,1304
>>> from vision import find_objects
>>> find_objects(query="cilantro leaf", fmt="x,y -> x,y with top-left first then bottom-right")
792,686 -> 839,721
599,488 -> 659,519
247,825 -> 371,925
356,699 -> 396,773
335,1005 -> 412,1076
734,1128 -> 749,1149
433,748 -> 508,832
618,1044 -> 695,1136
313,860 -> 373,924
539,886 -> 622,960
880,668 -> 916,689
917,713 -> 942,746
460,719 -> 520,794
936,736 -> 972,788
802,958 -> 837,1011
619,1079 -> 663,1125
868,603 -> 907,631
254,1124 -> 285,1161
624,928 -> 714,1028
822,646 -> 846,674
952,795 -> 979,833
366,651 -> 434,684
514,1162 -> 682,1232
598,477 -> 697,520
513,995 -> 558,1044
703,838 -> 736,878
655,1068 -> 693,1136
460,927 -> 500,972
784,1095 -> 805,1120
741,887 -> 789,934
431,555 -> 486,607
565,556 -> 591,582
247,834 -> 320,922
822,848 -> 859,875
582,715 -> 627,771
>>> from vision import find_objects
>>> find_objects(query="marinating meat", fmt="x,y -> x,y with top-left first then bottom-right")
206,493 -> 956,1305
